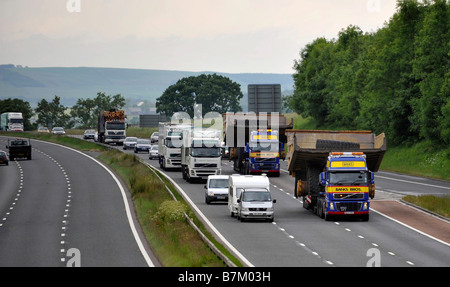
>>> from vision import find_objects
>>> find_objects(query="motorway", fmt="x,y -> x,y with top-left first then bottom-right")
0,136 -> 156,267
121,144 -> 450,267
1,135 -> 449,267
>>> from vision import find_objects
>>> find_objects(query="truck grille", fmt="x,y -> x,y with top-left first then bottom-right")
195,163 -> 217,168
335,202 -> 362,212
333,193 -> 364,200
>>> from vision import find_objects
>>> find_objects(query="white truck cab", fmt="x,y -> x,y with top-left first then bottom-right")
228,174 -> 274,221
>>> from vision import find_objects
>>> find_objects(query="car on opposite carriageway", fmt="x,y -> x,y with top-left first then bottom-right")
0,150 -> 9,165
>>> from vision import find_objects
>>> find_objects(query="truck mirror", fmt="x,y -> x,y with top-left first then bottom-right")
273,199 -> 277,203
319,172 -> 326,185
370,172 -> 375,184
204,185 -> 207,189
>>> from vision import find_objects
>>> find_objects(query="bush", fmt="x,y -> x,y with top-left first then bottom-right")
152,201 -> 188,223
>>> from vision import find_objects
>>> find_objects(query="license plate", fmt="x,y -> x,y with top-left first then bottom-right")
252,213 -> 263,216
217,196 -> 225,199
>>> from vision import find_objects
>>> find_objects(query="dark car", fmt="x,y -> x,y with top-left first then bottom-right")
134,139 -> 151,153
0,151 -> 9,165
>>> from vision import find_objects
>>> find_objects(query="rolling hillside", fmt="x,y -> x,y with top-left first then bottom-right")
0,65 -> 294,112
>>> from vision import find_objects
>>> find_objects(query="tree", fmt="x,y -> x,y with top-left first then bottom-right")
36,96 -> 72,128
156,74 -> 243,118
411,0 -> 449,143
0,98 -> 34,130
70,92 -> 125,128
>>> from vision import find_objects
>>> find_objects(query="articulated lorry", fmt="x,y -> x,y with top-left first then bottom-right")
158,122 -> 191,170
181,128 -> 222,183
222,113 -> 293,176
97,109 -> 126,145
286,130 -> 386,221
1,112 -> 24,132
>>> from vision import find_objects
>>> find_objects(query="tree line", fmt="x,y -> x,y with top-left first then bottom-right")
287,0 -> 449,145
0,92 -> 125,130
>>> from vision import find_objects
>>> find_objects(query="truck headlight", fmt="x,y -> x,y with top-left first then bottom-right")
329,202 -> 335,210
362,202 -> 368,210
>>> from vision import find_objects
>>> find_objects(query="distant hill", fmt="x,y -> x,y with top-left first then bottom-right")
0,65 -> 294,113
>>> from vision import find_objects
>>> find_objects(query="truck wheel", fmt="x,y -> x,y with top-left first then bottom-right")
182,166 -> 186,179
318,200 -> 325,219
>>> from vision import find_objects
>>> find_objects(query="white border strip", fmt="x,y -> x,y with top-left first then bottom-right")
33,140 -> 155,267
376,175 -> 450,190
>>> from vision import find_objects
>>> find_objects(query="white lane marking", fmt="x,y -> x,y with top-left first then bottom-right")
33,140 -> 155,267
376,175 -> 450,190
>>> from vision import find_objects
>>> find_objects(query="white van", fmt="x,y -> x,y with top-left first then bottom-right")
237,188 -> 276,222
228,174 -> 274,221
204,175 -> 229,204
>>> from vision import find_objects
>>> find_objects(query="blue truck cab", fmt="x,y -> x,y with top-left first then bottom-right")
247,130 -> 281,177
316,152 -> 375,221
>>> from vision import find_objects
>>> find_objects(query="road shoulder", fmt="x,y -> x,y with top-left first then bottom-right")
371,200 -> 450,246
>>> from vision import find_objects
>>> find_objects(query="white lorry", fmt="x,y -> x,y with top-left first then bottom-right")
158,122 -> 191,170
0,112 -> 24,132
228,174 -> 275,222
181,128 -> 222,183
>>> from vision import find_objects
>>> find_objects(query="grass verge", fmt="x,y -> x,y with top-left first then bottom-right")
99,150 -> 241,267
402,195 -> 450,218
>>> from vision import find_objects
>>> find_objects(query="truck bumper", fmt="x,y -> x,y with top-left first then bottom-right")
105,137 -> 125,144
190,168 -> 221,180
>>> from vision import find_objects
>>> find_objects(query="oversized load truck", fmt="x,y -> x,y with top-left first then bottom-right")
286,130 -> 386,221
223,113 -> 293,176
98,109 -> 126,145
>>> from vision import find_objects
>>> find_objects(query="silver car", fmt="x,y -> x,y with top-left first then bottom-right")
149,145 -> 159,159
123,137 -> 138,150
52,127 -> 66,135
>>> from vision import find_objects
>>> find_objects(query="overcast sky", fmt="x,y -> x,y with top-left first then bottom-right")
0,0 -> 398,74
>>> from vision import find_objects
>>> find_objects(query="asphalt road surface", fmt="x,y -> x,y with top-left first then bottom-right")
121,142 -> 450,267
0,137 -> 155,267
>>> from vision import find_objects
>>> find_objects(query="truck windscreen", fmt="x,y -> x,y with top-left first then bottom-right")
10,119 -> 23,123
329,171 -> 368,185
250,142 -> 278,152
191,147 -> 221,157
106,122 -> 125,130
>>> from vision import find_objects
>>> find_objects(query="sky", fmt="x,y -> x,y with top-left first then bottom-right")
0,0 -> 398,74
